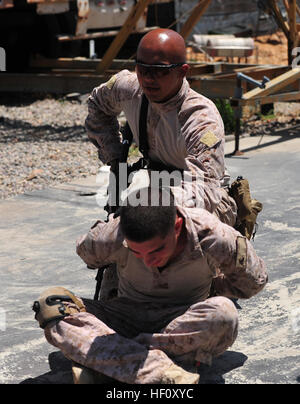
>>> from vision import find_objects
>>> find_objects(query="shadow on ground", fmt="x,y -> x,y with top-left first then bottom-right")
20,351 -> 74,385
20,350 -> 247,385
0,116 -> 86,143
198,351 -> 248,384
225,123 -> 300,157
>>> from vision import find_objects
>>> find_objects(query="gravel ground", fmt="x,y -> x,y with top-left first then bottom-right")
0,94 -> 298,200
0,94 -> 101,200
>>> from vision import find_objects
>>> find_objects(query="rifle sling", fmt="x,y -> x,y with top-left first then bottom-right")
138,94 -> 149,162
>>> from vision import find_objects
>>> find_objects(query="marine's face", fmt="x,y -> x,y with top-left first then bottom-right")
136,47 -> 188,103
126,216 -> 183,268
136,29 -> 189,103
136,62 -> 185,103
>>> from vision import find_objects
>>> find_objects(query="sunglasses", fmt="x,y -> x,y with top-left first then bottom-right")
135,61 -> 185,78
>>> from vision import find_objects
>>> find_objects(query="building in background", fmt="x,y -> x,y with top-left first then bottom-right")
0,0 -> 298,71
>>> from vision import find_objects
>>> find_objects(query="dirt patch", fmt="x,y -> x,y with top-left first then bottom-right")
252,31 -> 289,66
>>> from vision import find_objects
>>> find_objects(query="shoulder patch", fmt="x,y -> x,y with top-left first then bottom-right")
200,131 -> 219,148
105,75 -> 117,90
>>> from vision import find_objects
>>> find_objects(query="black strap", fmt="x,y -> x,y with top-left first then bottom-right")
138,94 -> 149,162
120,121 -> 133,163
94,95 -> 150,301
93,265 -> 106,300
119,94 -> 148,164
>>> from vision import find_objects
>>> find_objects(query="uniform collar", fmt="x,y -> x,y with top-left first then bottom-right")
176,205 -> 204,259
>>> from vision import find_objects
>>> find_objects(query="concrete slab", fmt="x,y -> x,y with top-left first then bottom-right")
223,134 -> 300,385
0,133 -> 299,384
0,180 -> 106,384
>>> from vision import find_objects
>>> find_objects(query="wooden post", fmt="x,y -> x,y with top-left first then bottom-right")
283,0 -> 293,65
267,0 -> 290,38
180,0 -> 212,39
96,0 -> 152,74
271,0 -> 298,65
231,76 -> 244,156
288,0 -> 298,65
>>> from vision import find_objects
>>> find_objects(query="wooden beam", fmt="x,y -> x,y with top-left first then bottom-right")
188,77 -> 236,98
267,0 -> 290,38
211,65 -> 289,81
288,0 -> 298,48
278,0 -> 299,64
96,0 -> 152,74
30,57 -> 136,71
242,67 -> 300,100
180,0 -> 212,39
0,73 -> 108,94
283,0 -> 290,15
58,27 -> 157,42
240,90 -> 300,106
187,64 -> 216,76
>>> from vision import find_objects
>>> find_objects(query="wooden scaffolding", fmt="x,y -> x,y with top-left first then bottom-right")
1,0 -> 300,155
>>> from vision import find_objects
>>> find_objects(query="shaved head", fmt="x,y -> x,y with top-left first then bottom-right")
136,29 -> 189,102
137,29 -> 187,65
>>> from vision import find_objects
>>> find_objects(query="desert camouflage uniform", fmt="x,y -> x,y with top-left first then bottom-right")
43,207 -> 267,383
85,70 -> 236,226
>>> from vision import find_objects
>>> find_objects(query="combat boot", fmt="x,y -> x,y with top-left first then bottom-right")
160,363 -> 200,384
72,362 -> 116,384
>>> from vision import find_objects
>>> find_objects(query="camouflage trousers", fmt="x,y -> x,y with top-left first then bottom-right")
44,295 -> 238,384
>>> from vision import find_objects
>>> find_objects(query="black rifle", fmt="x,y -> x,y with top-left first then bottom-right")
94,121 -> 134,300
